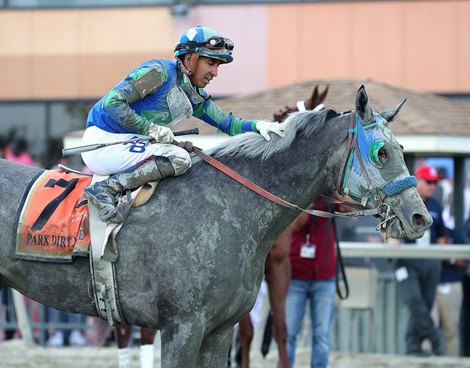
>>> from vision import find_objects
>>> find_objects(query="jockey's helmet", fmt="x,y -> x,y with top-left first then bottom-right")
174,26 -> 234,64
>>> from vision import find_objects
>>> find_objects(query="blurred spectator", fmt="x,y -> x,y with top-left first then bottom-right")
434,167 -> 453,205
85,317 -> 113,346
394,165 -> 448,356
46,310 -> 87,347
4,138 -> 35,166
431,228 -> 468,356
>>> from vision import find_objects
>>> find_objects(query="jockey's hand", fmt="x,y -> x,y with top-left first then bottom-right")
256,120 -> 286,141
147,124 -> 175,144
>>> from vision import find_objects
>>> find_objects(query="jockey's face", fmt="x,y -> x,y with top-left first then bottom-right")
185,54 -> 221,88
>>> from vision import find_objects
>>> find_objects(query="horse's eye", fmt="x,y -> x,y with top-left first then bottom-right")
369,140 -> 386,168
379,146 -> 387,156
378,146 -> 388,162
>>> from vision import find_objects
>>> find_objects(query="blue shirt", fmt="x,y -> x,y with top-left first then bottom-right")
86,59 -> 258,136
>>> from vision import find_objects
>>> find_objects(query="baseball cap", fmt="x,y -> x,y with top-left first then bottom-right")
414,165 -> 442,182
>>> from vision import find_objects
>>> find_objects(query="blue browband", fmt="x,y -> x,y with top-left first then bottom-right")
382,176 -> 418,197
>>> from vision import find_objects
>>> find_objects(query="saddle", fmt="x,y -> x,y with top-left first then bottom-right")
58,164 -> 158,208
57,164 -> 159,261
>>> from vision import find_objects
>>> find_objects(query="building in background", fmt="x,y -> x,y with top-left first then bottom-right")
1,0 -> 469,164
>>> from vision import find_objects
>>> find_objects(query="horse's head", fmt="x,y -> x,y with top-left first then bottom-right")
338,85 -> 432,240
274,85 -> 329,123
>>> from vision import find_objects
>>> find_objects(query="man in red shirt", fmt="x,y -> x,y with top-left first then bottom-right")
285,196 -> 337,368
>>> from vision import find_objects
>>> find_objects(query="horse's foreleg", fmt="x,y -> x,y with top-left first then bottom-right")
160,321 -> 204,368
237,315 -> 254,368
196,326 -> 234,368
265,229 -> 292,368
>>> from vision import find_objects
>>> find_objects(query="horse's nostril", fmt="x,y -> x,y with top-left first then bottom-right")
413,213 -> 425,226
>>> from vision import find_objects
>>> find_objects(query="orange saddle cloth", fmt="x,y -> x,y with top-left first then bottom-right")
15,170 -> 92,262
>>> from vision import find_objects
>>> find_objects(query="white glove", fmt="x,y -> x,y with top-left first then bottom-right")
147,124 -> 174,144
256,120 -> 286,141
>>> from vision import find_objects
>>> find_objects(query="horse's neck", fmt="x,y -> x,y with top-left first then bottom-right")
213,123 -> 348,233
268,115 -> 346,191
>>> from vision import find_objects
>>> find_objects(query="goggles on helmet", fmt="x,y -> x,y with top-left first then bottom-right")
175,36 -> 234,53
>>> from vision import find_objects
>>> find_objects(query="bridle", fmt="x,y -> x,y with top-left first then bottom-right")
334,110 -> 417,230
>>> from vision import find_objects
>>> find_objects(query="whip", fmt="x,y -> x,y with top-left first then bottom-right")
62,128 -> 199,157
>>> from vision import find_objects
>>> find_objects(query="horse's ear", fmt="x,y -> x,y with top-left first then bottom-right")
318,85 -> 329,104
306,86 -> 320,110
355,85 -> 374,124
380,99 -> 406,123
307,85 -> 329,110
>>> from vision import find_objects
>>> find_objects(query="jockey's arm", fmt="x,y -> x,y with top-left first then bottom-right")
192,93 -> 258,136
102,66 -> 167,134
193,95 -> 286,140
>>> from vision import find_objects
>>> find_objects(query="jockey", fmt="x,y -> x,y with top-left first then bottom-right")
81,26 -> 285,223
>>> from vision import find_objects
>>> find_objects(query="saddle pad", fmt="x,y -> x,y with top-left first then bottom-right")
15,170 -> 92,262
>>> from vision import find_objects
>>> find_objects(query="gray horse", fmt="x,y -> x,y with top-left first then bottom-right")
0,86 -> 431,367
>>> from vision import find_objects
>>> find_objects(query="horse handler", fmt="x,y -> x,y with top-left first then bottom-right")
81,26 -> 285,224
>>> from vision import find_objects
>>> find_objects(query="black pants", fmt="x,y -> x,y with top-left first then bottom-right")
395,258 -> 441,354
461,274 -> 470,356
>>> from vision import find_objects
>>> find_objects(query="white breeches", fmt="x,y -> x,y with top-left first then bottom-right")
81,126 -> 191,176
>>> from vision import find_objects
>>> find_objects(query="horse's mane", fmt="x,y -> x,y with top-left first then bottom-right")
194,108 -> 337,162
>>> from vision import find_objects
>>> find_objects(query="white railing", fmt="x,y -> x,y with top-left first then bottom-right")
253,242 -> 470,356
7,242 -> 470,350
339,242 -> 470,259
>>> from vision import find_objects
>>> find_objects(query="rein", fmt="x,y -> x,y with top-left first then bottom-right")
192,146 -> 306,213
188,115 -> 383,220
192,145 -> 371,218
187,110 -> 417,224
189,109 -> 417,223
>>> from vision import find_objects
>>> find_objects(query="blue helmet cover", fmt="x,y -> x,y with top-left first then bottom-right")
174,26 -> 233,64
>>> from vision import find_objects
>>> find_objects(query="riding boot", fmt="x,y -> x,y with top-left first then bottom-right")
85,156 -> 175,223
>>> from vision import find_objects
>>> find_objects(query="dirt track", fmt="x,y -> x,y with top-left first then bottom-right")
2,339 -> 470,367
